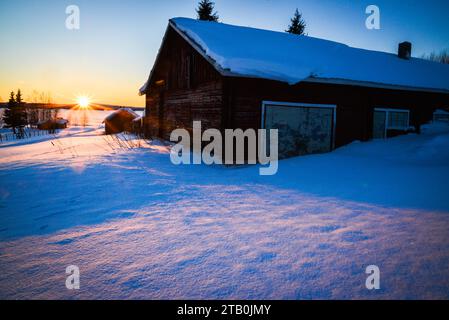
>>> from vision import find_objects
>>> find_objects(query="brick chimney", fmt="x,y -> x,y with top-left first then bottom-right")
398,41 -> 412,60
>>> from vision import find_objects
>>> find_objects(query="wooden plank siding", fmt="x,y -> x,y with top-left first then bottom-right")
225,77 -> 449,147
143,27 -> 224,140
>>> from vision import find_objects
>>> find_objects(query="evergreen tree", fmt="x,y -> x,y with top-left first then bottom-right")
196,0 -> 219,22
3,91 -> 17,133
3,90 -> 27,134
16,89 -> 23,104
286,9 -> 306,35
8,91 -> 15,105
15,89 -> 27,129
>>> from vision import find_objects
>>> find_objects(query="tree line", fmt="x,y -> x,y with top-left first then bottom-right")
2,89 -> 56,137
421,50 -> 449,64
3,90 -> 27,135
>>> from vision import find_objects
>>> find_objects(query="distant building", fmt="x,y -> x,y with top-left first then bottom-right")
103,108 -> 139,134
433,109 -> 449,123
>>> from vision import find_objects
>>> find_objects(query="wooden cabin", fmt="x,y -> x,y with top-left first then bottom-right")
104,109 -> 139,134
139,18 -> 449,158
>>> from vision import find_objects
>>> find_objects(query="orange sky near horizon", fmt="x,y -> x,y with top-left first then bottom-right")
1,1 -> 448,107
0,71 -> 146,107
0,1 -> 162,107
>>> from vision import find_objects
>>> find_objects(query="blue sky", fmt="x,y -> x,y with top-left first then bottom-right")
0,0 -> 448,106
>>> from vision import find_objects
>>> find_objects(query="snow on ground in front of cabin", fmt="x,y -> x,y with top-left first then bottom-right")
0,122 -> 449,299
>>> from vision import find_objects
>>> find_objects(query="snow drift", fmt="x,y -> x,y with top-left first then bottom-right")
1,122 -> 449,299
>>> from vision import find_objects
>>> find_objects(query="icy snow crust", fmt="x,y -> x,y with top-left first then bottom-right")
1,121 -> 449,299
170,17 -> 449,91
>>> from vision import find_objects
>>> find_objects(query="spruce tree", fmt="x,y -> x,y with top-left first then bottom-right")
8,91 -> 15,105
16,89 -> 23,104
3,90 -> 27,134
3,91 -> 17,133
286,9 -> 306,35
16,89 -> 27,129
196,0 -> 219,22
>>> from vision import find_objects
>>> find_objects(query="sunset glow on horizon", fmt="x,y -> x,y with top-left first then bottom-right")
77,96 -> 91,109
1,0 -> 448,107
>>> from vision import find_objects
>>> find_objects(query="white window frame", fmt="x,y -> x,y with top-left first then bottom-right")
374,108 -> 410,138
261,100 -> 337,149
433,110 -> 449,123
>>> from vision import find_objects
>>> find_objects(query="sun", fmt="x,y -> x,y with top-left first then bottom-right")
77,96 -> 90,109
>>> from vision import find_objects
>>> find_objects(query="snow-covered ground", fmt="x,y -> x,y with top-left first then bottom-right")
0,121 -> 449,299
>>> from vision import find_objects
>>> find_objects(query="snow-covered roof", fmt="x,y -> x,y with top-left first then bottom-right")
139,82 -> 148,95
140,17 -> 449,94
104,108 -> 139,122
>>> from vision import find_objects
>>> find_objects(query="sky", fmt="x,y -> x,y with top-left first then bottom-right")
0,0 -> 448,107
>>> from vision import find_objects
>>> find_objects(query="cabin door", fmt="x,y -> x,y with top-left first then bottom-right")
262,101 -> 336,158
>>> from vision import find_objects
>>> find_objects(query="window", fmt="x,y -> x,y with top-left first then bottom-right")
373,108 -> 410,139
433,110 -> 449,123
388,111 -> 409,129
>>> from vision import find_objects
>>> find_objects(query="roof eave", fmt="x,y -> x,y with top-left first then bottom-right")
169,19 -> 234,77
303,77 -> 449,95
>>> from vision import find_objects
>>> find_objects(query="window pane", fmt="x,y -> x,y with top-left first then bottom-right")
388,111 -> 408,129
